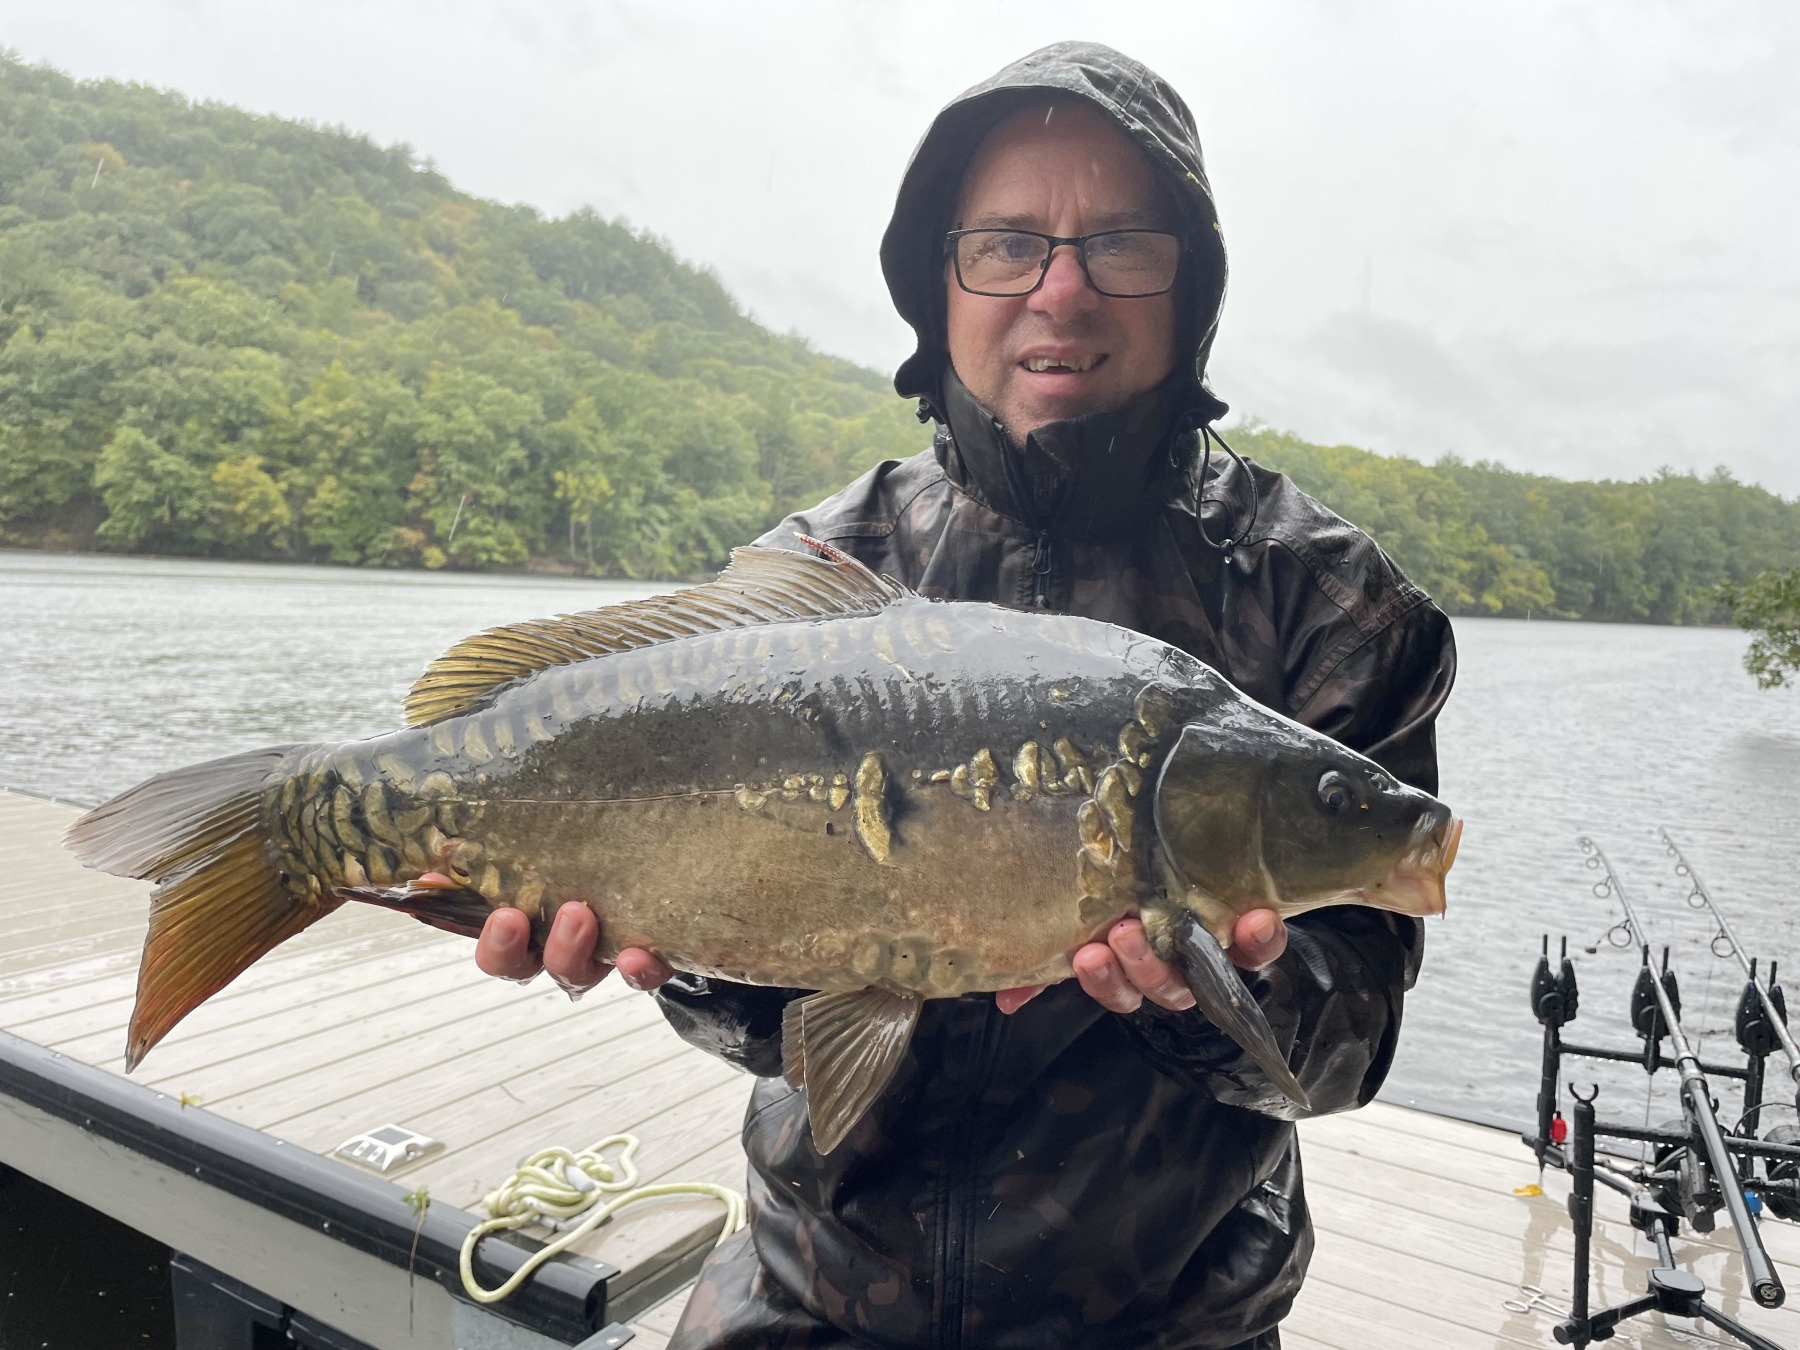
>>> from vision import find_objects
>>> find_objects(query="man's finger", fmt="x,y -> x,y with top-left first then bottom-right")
1228,909 -> 1288,972
1071,942 -> 1144,1014
995,984 -> 1046,1015
541,901 -> 611,999
614,947 -> 676,992
475,907 -> 542,983
1108,919 -> 1197,1012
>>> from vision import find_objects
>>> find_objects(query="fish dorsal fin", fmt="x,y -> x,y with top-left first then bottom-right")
781,987 -> 922,1155
404,539 -> 908,725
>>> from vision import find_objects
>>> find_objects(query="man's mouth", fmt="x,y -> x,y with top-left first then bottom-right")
1021,354 -> 1105,374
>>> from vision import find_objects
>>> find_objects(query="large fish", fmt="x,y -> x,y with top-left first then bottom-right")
67,543 -> 1460,1152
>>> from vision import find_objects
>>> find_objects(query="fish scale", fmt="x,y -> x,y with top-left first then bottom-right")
261,601 -> 1179,991
66,542 -> 1459,1149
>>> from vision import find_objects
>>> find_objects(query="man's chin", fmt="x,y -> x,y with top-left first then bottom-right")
1000,385 -> 1135,439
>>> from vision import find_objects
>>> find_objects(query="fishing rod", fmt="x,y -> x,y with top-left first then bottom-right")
1661,827 -> 1800,1104
1517,838 -> 1800,1345
1579,836 -> 1784,1316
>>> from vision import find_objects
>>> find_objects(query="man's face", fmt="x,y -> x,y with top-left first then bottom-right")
946,102 -> 1178,443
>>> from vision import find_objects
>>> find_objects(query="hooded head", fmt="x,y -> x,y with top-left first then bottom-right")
881,43 -> 1229,430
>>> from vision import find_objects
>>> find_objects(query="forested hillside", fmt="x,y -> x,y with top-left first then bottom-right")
0,53 -> 1795,617
0,53 -> 920,576
1236,429 -> 1800,624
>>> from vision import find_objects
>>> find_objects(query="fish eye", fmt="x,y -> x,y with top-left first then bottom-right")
1317,771 -> 1355,814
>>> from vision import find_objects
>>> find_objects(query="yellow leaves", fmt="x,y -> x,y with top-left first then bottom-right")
77,141 -> 128,176
211,455 -> 293,544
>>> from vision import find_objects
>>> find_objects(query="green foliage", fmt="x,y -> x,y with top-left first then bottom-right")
3,54 -> 1794,615
0,53 -> 918,575
1234,427 -> 1800,625
1715,569 -> 1800,688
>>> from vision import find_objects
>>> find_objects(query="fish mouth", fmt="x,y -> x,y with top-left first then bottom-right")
1371,815 -> 1462,917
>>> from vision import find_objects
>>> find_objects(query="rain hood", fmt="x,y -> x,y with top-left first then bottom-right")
881,41 -> 1230,424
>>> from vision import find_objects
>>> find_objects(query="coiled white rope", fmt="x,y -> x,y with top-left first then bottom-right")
458,1133 -> 746,1304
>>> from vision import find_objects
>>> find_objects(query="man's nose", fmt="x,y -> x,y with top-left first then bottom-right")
1028,243 -> 1101,318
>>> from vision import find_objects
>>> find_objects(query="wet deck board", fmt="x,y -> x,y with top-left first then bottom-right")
3,787 -> 1797,1348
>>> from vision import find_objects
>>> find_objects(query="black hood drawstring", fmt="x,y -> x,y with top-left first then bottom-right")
1176,418 -> 1260,555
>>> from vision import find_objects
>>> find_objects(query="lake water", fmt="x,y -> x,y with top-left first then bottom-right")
4,548 -> 1799,1130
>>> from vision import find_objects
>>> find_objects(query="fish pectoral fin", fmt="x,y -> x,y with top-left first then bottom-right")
336,882 -> 493,939
1173,911 -> 1312,1113
781,988 -> 922,1155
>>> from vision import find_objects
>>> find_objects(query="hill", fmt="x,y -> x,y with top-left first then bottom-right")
0,52 -> 920,576
1238,428 -> 1800,624
1,52 -> 1795,617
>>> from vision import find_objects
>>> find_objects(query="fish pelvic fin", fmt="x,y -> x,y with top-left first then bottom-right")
1172,910 -> 1312,1113
335,880 -> 493,938
781,988 -> 921,1155
64,746 -> 339,1071
404,542 -> 912,726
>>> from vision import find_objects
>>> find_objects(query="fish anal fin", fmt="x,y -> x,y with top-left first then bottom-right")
404,544 -> 912,726
1173,911 -> 1312,1113
786,988 -> 921,1154
336,882 -> 494,939
781,996 -> 807,1090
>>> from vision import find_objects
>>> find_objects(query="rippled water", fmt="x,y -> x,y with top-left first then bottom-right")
4,549 -> 1798,1127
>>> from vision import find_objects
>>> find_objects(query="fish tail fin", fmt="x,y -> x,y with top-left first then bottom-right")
64,746 -> 335,1070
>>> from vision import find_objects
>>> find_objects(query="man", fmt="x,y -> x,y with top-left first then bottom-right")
476,42 -> 1454,1349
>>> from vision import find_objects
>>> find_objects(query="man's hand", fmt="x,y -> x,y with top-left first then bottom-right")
471,895 -> 674,999
994,910 -> 1287,1016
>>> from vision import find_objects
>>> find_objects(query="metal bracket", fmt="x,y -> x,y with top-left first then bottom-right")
332,1124 -> 443,1173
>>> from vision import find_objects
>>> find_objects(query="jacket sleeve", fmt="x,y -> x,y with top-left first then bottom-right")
1120,599 -> 1456,1117
654,975 -> 807,1078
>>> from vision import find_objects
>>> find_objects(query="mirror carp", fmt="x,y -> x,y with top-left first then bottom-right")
67,542 -> 1460,1153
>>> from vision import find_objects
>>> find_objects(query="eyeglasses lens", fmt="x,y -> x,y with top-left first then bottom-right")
953,231 -> 1179,297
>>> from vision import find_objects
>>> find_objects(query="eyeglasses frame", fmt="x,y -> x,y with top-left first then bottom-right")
944,227 -> 1186,299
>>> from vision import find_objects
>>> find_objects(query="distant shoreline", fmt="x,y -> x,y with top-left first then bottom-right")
0,543 -> 706,585
0,545 -> 1746,628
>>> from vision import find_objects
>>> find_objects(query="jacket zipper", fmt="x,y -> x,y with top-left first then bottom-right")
939,1005 -> 1007,1349
1031,530 -> 1054,609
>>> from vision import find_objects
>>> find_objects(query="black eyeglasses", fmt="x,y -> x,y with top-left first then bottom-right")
946,228 -> 1184,298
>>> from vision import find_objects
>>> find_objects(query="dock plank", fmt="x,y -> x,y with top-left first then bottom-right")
241,981 -> 659,1133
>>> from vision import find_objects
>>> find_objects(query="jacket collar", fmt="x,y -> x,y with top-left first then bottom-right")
935,366 -> 1196,542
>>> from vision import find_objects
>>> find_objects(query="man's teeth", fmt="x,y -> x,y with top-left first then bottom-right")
1024,355 -> 1099,373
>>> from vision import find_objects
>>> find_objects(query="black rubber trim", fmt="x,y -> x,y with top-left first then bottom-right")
0,1029 -> 615,1341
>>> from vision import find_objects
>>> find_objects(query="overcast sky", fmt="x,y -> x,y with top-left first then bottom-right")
8,1 -> 1798,495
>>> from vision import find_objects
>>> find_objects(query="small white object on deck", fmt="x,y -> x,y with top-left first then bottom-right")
335,1124 -> 445,1173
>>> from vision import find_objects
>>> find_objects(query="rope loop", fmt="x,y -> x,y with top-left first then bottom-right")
458,1133 -> 746,1305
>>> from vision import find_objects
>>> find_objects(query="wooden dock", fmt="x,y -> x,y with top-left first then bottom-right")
2,785 -> 1797,1349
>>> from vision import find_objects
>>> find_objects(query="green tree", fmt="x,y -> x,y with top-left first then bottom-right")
5,47 -> 1796,602
94,424 -> 218,548
1716,569 -> 1800,689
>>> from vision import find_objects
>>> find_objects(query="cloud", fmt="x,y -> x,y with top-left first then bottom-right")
1219,308 -> 1800,493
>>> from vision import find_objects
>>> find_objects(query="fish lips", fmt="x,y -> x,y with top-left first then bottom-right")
1363,814 -> 1462,917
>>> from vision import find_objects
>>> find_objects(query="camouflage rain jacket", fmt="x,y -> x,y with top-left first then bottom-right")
659,43 -> 1456,1350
